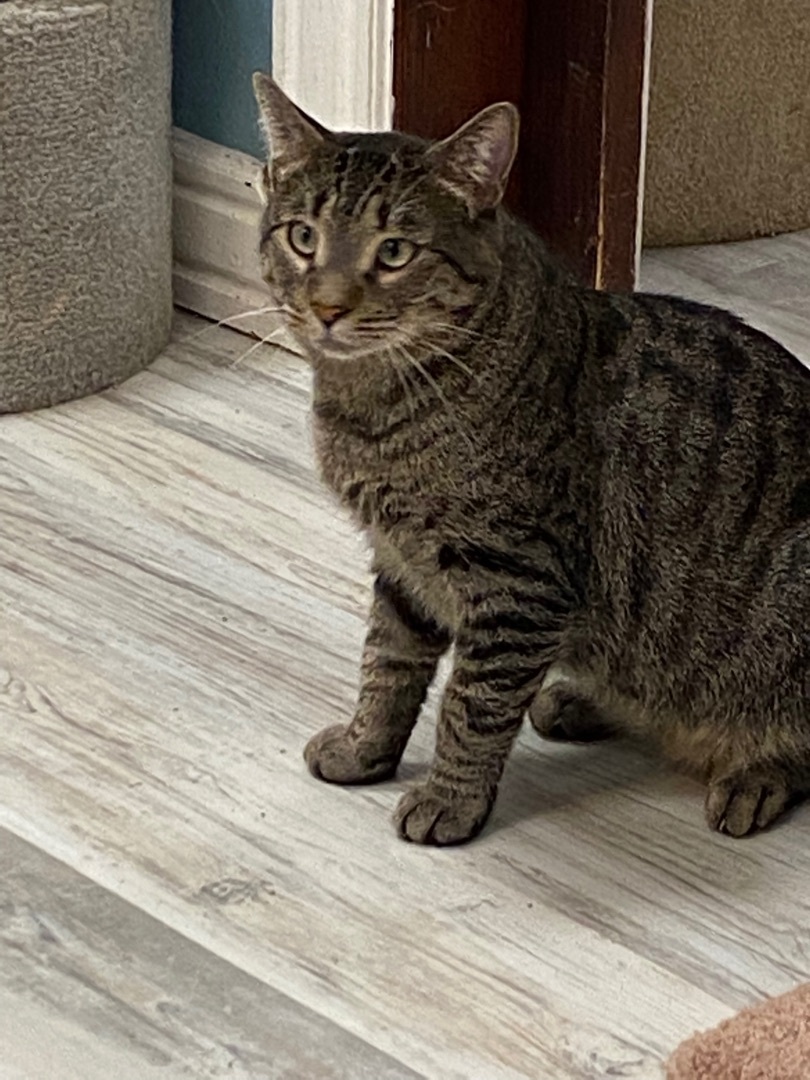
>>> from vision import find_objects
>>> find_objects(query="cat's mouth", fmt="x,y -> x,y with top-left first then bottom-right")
285,307 -> 442,364
290,316 -> 397,361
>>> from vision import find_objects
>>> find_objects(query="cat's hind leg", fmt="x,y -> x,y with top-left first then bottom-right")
703,535 -> 810,836
528,667 -> 615,743
702,692 -> 809,837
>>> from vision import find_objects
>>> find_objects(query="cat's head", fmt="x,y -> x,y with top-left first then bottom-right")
252,74 -> 519,362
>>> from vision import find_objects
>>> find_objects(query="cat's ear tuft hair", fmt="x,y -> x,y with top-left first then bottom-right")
427,102 -> 520,216
252,73 -> 329,183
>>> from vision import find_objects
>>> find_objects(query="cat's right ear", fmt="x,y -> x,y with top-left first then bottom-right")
252,73 -> 328,185
427,102 -> 519,216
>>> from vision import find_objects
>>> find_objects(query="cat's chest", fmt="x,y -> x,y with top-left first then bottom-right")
315,419 -> 465,531
315,422 -> 468,626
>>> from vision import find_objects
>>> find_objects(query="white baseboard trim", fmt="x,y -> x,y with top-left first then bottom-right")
173,0 -> 396,336
172,128 -> 290,343
635,0 -> 655,285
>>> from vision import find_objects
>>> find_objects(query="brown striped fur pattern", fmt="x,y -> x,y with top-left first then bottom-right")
253,75 -> 810,845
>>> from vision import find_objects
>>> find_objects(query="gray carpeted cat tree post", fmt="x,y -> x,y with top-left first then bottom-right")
0,0 -> 172,414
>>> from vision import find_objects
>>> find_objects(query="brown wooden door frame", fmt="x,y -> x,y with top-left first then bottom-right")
393,0 -> 649,291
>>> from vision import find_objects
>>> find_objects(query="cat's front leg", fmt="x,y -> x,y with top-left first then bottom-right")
305,572 -> 451,784
394,608 -> 556,845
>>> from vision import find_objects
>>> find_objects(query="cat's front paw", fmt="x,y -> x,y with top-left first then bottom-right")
304,723 -> 401,785
394,782 -> 494,845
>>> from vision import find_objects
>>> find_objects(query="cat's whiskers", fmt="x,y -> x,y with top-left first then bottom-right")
265,339 -> 307,361
430,320 -> 484,342
358,315 -> 399,328
398,327 -> 476,379
230,327 -> 305,368
353,328 -> 388,339
420,338 -> 475,379
391,344 -> 429,409
181,304 -> 294,344
387,348 -> 418,420
392,341 -> 475,452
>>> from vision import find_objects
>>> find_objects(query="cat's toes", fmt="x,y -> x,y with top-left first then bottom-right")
304,724 -> 399,785
705,772 -> 791,837
394,782 -> 494,845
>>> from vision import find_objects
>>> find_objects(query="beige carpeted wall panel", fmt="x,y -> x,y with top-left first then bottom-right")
0,0 -> 172,413
644,0 -> 810,248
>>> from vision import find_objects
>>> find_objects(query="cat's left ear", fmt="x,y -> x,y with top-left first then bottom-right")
252,72 -> 329,187
427,102 -> 520,216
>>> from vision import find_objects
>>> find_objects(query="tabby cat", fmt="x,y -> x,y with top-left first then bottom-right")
252,73 -> 810,845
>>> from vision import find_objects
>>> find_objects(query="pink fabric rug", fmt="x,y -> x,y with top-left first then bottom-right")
668,983 -> 810,1079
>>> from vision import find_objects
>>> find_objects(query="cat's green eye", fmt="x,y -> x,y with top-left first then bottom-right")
288,221 -> 318,258
376,238 -> 417,271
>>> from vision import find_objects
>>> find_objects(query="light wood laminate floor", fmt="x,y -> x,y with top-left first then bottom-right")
2,231 -> 809,1080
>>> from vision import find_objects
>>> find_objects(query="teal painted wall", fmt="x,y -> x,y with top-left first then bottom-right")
172,0 -> 272,159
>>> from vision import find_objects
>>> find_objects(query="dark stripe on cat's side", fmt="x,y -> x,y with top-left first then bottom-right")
679,353 -> 738,534
714,335 -> 751,375
638,348 -> 697,396
628,549 -> 654,622
789,479 -> 810,522
709,365 -> 734,432
635,295 -> 666,336
731,373 -> 784,549
738,411 -> 778,535
795,404 -> 810,454
595,303 -> 632,359
557,302 -> 590,420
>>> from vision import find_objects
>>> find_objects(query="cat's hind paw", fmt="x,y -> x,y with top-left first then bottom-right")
705,770 -> 793,837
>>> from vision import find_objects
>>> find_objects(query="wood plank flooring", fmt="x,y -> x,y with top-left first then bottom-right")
641,228 -> 810,363
2,231 -> 809,1080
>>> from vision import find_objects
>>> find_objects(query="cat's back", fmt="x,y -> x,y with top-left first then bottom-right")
587,287 -> 810,481
632,289 -> 808,394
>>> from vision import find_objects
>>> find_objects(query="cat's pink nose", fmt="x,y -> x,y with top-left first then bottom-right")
311,302 -> 351,329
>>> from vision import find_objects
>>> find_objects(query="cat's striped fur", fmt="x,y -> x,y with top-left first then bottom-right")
253,74 -> 810,844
